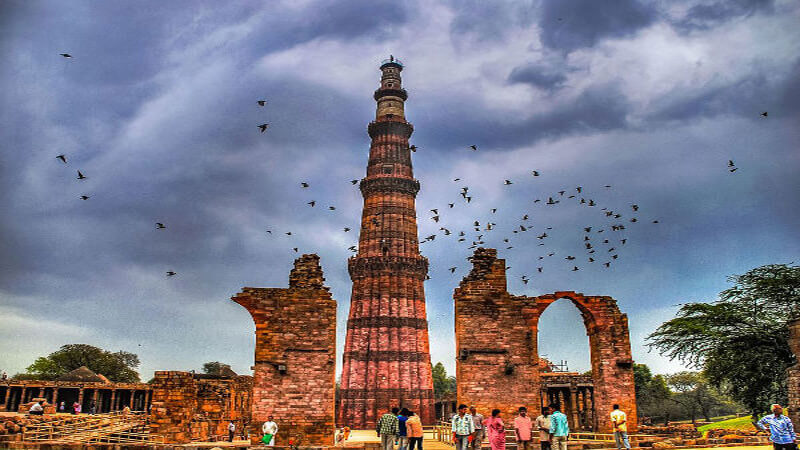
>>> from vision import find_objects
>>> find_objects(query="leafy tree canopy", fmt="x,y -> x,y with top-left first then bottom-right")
25,344 -> 140,383
647,264 -> 800,416
432,362 -> 457,399
202,361 -> 233,376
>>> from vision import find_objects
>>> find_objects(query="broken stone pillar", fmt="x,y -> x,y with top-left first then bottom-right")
787,319 -> 800,426
233,254 -> 336,446
149,371 -> 197,444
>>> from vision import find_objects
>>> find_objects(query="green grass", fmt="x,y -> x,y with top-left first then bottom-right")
697,416 -> 757,435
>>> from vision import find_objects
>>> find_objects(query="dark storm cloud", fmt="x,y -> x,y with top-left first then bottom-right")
538,0 -> 657,52
648,59 -> 800,123
448,0 -> 535,43
673,0 -> 775,32
416,82 -> 630,151
507,62 -> 568,91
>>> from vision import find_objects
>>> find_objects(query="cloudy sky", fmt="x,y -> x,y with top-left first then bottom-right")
1,0 -> 798,381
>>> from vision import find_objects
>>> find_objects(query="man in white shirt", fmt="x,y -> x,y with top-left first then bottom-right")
262,416 -> 279,446
610,404 -> 630,450
29,401 -> 44,415
228,421 -> 236,442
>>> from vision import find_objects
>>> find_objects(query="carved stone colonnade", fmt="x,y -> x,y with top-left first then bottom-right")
454,248 -> 637,433
0,381 -> 151,413
541,374 -> 594,431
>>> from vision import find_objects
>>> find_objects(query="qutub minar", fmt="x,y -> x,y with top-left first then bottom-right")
339,57 -> 436,427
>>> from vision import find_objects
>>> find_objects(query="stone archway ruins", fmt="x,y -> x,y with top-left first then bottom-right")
454,248 -> 637,433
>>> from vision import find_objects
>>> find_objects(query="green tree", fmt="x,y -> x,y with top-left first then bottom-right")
25,344 -> 141,382
634,364 -> 672,423
647,264 -> 800,417
202,361 -> 233,376
432,362 -> 456,399
664,371 -> 737,423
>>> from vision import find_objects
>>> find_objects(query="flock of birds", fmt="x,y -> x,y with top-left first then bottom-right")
53,52 -> 769,281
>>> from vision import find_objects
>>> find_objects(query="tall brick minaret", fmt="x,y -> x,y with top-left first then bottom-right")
339,57 -> 435,428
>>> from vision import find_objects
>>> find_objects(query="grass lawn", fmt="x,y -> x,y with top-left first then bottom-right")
697,416 -> 758,434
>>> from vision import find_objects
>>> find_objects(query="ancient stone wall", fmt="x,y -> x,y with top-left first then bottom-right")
787,319 -> 800,427
148,371 -> 252,443
454,248 -> 637,433
232,254 -> 336,446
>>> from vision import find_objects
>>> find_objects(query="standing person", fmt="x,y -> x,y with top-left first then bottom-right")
514,407 -> 533,450
610,404 -> 630,450
73,401 -> 81,414
89,401 -> 97,415
377,407 -> 400,450
470,406 -> 485,450
397,408 -> 410,450
452,404 -> 476,450
406,411 -> 424,450
757,404 -> 797,450
535,407 -> 552,450
59,401 -> 65,412
344,426 -> 351,441
549,404 -> 569,450
262,415 -> 278,446
485,409 -> 506,450
228,421 -> 236,442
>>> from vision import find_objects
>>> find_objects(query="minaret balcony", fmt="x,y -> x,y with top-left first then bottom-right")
374,88 -> 408,101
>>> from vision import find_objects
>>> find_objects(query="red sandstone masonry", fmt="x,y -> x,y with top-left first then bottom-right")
454,248 -> 637,433
232,254 -> 336,446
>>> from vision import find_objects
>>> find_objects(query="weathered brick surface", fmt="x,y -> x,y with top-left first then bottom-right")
787,319 -> 800,426
148,371 -> 251,443
454,248 -> 637,433
340,59 -> 435,428
233,254 -> 336,446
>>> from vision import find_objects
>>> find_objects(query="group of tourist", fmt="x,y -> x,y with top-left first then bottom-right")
447,403 -> 631,450
377,407 -> 426,450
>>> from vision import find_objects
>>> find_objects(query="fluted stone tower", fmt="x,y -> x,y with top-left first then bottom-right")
339,57 -> 435,428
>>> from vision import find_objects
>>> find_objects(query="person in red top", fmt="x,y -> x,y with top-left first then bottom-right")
514,407 -> 533,450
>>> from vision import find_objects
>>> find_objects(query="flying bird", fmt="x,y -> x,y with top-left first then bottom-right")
344,227 -> 350,232
632,204 -> 639,211
56,154 -> 67,163
166,271 -> 177,277
572,266 -> 579,271
491,208 -> 497,213
469,145 -> 478,151
293,248 -> 299,252
308,201 -> 316,207
432,216 -> 440,222
79,195 -> 90,200
409,145 -> 418,152
156,223 -> 166,229
77,170 -> 86,180
449,267 -> 457,273
531,171 -> 540,176
448,203 -> 454,208
328,206 -> 336,210
565,256 -> 575,260
431,209 -> 438,214
350,179 -> 359,185
60,53 -> 72,58
761,111 -> 768,117
258,123 -> 269,132
504,180 -> 513,185
301,182 -> 310,188
257,100 -> 267,106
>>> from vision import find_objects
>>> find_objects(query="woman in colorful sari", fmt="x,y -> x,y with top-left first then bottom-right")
485,409 -> 506,450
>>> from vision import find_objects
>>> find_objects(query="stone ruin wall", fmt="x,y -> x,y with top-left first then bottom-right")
787,319 -> 800,427
454,248 -> 637,433
148,371 -> 252,443
232,254 -> 337,446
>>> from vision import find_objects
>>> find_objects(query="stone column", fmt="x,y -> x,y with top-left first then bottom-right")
110,390 -> 116,411
92,390 -> 99,412
20,387 -> 27,406
570,386 -> 579,431
786,319 -> 800,427
1,387 -> 8,410
129,389 -> 134,408
78,388 -> 84,412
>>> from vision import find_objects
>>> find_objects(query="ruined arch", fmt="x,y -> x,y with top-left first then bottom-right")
454,248 -> 637,433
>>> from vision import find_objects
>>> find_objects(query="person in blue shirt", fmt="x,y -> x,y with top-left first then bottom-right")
398,408 -> 410,450
758,404 -> 797,450
548,403 -> 569,450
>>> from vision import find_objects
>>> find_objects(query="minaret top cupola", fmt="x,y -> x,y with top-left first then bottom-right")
375,55 -> 408,120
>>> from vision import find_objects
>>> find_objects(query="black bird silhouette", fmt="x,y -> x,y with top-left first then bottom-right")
258,123 -> 269,132
166,271 -> 177,277
409,145 -> 417,152
576,186 -> 582,193
761,111 -> 768,117
432,216 -> 440,222
257,100 -> 267,106
558,190 -> 565,196
572,266 -> 579,271
522,278 -> 529,285
448,203 -> 454,208
350,179 -> 359,185
469,145 -> 478,151
621,239 -> 627,244
537,267 -> 543,273
293,247 -> 299,252
80,195 -> 90,200
612,255 -> 619,260
60,53 -> 72,58
531,170 -> 540,176
491,208 -> 497,213
522,214 -> 529,220
285,232 -> 292,235
588,200 -> 595,206
77,170 -> 86,180
328,206 -> 336,210
308,201 -> 316,207
632,204 -> 639,211
266,230 -> 272,234
565,256 -> 576,260
344,227 -> 351,232
466,197 -> 472,203
730,167 -> 738,173
431,209 -> 438,214
56,154 -> 67,163
546,197 -> 557,205
589,258 -> 595,262
584,227 -> 592,232
301,182 -> 310,188
504,180 -> 513,185
652,220 -> 659,224
604,262 -> 611,268
454,178 -> 461,181
348,246 -> 357,251
449,267 -> 457,273
156,223 -> 166,229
